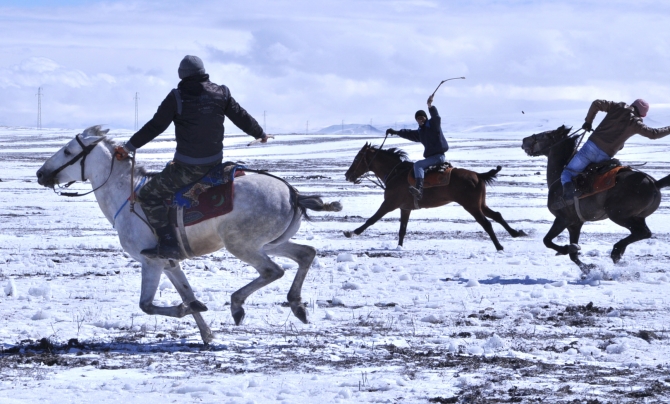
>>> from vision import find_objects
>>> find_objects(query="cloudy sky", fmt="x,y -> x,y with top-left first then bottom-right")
1,0 -> 670,133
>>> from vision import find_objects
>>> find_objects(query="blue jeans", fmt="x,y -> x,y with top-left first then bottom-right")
414,154 -> 446,179
560,140 -> 611,185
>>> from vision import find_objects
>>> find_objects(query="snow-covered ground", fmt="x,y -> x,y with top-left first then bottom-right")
1,123 -> 670,403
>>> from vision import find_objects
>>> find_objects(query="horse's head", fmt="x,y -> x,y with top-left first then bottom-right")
345,142 -> 376,184
521,125 -> 572,157
36,125 -> 110,188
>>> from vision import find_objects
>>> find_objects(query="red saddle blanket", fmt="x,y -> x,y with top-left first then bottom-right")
576,166 -> 631,199
172,171 -> 245,227
408,167 -> 453,188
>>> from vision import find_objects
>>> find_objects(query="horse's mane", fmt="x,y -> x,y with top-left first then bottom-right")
368,144 -> 409,161
84,125 -> 150,177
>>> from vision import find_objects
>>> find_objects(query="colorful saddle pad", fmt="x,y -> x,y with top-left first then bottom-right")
408,162 -> 453,189
574,160 -> 631,199
170,162 -> 245,227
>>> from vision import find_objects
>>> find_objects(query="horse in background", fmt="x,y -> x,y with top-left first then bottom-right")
522,125 -> 670,273
343,142 -> 526,250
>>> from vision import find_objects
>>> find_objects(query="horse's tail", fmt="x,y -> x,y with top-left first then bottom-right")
477,165 -> 502,186
296,194 -> 343,221
655,174 -> 670,190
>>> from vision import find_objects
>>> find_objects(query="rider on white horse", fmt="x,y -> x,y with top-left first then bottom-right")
115,55 -> 270,259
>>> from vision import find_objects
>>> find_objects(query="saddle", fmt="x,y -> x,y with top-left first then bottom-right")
408,162 -> 453,188
573,159 -> 631,199
161,162 -> 245,259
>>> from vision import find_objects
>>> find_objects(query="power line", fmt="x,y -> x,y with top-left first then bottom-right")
134,92 -> 140,131
36,87 -> 43,130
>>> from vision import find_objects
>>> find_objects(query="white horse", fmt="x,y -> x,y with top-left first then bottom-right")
36,126 -> 341,344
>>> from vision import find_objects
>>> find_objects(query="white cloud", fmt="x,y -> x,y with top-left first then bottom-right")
1,0 -> 670,131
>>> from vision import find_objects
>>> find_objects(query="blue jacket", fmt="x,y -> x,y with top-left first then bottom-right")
396,106 -> 449,158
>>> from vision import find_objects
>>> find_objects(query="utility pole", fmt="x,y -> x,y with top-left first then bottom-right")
341,119 -> 344,134
306,120 -> 309,135
36,87 -> 42,130
134,92 -> 140,130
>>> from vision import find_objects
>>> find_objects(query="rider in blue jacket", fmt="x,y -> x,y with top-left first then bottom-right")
385,94 -> 449,199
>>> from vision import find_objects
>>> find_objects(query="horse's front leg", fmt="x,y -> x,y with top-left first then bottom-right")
398,209 -> 411,246
343,200 -> 396,238
162,262 -> 213,344
542,217 -> 574,256
566,222 -> 594,274
138,260 -> 192,319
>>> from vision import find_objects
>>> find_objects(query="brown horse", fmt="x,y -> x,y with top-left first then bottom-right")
343,143 -> 526,250
522,125 -> 670,272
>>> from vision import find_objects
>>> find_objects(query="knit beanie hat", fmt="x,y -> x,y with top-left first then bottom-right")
415,110 -> 428,120
631,99 -> 649,117
178,55 -> 206,79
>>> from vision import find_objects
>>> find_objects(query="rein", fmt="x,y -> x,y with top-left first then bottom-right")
355,133 -> 391,190
52,136 -> 116,197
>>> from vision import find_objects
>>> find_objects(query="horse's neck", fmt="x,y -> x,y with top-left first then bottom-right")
87,147 -> 141,225
546,141 -> 575,186
370,153 -> 403,179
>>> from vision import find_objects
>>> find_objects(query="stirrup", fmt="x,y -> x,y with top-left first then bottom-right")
409,186 -> 423,200
550,197 -> 574,210
141,245 -> 183,260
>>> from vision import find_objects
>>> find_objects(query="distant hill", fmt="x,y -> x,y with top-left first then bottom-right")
315,124 -> 383,135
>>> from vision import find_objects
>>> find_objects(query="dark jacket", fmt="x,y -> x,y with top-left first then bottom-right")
126,74 -> 265,165
396,106 -> 449,158
585,99 -> 670,157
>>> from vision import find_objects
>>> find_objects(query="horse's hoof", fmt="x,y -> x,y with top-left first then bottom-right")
232,309 -> 245,326
189,300 -> 208,312
343,231 -> 353,238
515,230 -> 528,237
568,243 -> 581,254
291,304 -> 309,324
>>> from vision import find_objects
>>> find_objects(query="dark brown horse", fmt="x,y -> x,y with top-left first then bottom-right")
343,143 -> 526,250
522,125 -> 670,272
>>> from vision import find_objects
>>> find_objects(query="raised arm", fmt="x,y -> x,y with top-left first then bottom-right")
223,89 -> 266,140
126,92 -> 177,151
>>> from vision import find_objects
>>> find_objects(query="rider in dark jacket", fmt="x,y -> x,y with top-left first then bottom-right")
385,94 -> 449,199
115,55 -> 268,259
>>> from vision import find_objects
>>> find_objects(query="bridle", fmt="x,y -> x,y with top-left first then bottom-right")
51,135 -> 115,197
526,128 -> 585,157
349,134 -> 393,189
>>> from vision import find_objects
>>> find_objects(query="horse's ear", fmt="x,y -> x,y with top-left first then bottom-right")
81,125 -> 109,140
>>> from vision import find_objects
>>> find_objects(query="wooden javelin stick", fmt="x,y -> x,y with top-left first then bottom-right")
431,77 -> 466,98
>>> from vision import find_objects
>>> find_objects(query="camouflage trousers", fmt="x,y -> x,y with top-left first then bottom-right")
137,160 -> 220,230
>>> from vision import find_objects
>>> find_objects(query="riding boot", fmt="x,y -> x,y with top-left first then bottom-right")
409,178 -> 424,200
141,226 -> 183,260
551,182 -> 577,210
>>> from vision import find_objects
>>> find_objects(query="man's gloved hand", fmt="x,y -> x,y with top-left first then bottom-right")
385,128 -> 398,136
114,145 -> 130,161
582,122 -> 593,132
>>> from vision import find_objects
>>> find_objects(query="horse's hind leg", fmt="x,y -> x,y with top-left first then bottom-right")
462,205 -> 504,251
162,263 -> 213,344
609,216 -> 651,263
265,241 -> 316,323
482,205 -> 527,237
225,246 -> 285,325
